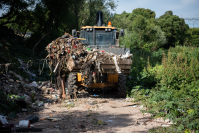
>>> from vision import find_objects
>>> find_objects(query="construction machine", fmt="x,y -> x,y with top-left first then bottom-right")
65,11 -> 132,97
61,11 -> 132,98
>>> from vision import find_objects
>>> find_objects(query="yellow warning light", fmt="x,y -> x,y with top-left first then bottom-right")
108,21 -> 112,26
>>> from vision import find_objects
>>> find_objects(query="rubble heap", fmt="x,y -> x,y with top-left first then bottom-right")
45,33 -> 132,87
0,71 -> 61,113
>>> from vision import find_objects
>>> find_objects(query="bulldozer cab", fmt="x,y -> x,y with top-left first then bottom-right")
79,27 -> 117,46
73,11 -> 124,47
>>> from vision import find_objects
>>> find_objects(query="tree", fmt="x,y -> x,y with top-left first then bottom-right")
187,28 -> 199,46
112,8 -> 156,32
114,8 -> 167,51
159,10 -> 173,19
157,11 -> 189,48
30,0 -> 73,53
112,11 -> 132,30
132,8 -> 156,19
130,15 -> 167,51
0,0 -> 35,26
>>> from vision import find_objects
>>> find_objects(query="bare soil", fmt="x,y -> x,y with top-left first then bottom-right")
9,90 -> 169,133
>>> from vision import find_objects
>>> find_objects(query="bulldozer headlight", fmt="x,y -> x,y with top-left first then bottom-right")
87,28 -> 89,31
90,28 -> 92,31
108,28 -> 111,31
105,28 -> 108,32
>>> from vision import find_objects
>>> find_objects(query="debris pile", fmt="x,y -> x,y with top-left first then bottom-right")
45,33 -> 132,86
0,71 -> 61,113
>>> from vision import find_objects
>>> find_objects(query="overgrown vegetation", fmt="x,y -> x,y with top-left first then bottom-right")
114,8 -> 198,51
115,9 -> 199,132
127,46 -> 199,132
0,0 -> 117,56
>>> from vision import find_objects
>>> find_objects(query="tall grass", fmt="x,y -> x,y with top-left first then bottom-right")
128,46 -> 199,132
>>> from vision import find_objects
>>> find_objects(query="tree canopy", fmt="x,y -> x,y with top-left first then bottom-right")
132,8 -> 156,19
0,0 -> 117,55
157,11 -> 189,48
114,8 -> 192,51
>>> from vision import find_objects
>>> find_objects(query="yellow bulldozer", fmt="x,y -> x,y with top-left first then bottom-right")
58,11 -> 132,98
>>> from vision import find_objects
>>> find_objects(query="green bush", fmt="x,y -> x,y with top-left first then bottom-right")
186,28 -> 199,47
126,48 -> 164,94
128,46 -> 199,132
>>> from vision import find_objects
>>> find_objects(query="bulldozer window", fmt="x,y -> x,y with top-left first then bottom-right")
85,32 -> 93,45
96,30 -> 114,45
82,29 -> 115,45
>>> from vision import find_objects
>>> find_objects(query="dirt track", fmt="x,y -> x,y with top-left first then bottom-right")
9,90 -> 169,133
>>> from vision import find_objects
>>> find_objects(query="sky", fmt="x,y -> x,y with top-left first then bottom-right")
113,0 -> 199,28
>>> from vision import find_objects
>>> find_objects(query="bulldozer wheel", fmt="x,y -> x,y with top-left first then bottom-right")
118,74 -> 127,97
67,73 -> 78,98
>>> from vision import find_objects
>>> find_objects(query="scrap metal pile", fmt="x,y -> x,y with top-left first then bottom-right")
46,33 -> 132,86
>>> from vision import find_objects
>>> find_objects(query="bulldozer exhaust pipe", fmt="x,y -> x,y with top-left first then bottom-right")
96,11 -> 103,26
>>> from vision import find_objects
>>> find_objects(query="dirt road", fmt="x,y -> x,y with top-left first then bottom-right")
10,90 -> 170,133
